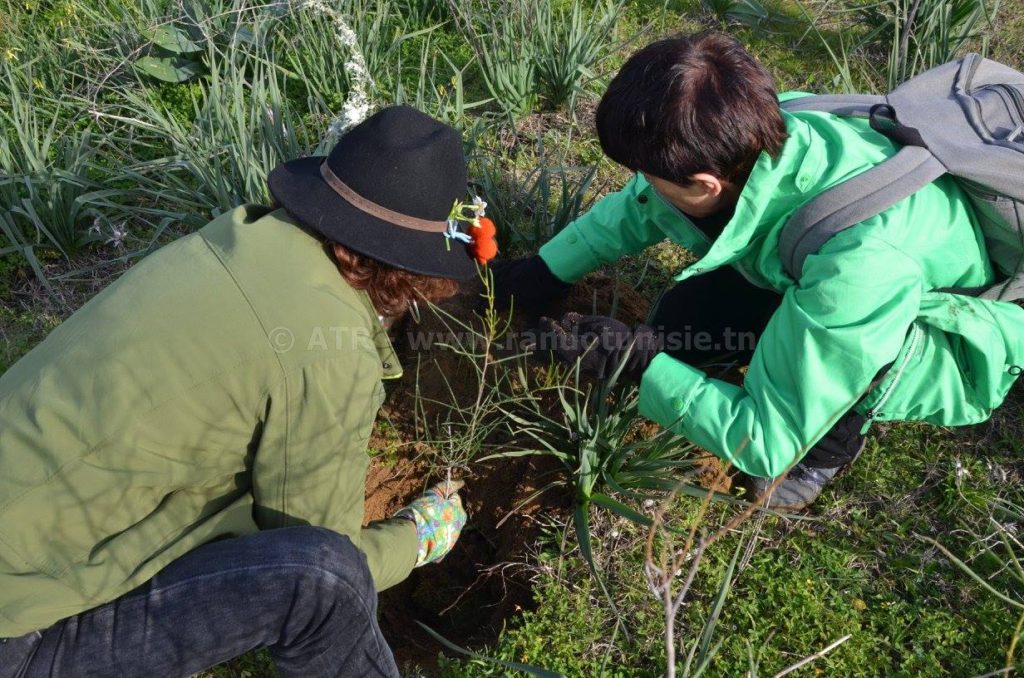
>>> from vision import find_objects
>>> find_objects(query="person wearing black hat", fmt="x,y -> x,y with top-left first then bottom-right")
0,106 -> 484,677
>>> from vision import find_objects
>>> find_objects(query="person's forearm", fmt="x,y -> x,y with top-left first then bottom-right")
358,519 -> 418,591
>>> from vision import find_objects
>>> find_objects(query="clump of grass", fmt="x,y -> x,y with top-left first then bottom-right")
799,0 -> 1000,92
110,6 -> 325,215
449,0 -> 625,121
0,56 -> 184,286
471,136 -> 601,252
494,373 -> 700,565
861,0 -> 1000,90
533,0 -> 625,112
115,57 -> 309,215
702,0 -> 794,32
449,0 -> 538,122
411,268 -> 530,476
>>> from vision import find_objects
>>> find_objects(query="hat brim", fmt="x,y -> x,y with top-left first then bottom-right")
268,156 -> 478,280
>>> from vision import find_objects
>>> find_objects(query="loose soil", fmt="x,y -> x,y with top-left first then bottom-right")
364,271 -> 730,668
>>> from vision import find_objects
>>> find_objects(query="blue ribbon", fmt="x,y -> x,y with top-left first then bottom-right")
444,219 -> 473,244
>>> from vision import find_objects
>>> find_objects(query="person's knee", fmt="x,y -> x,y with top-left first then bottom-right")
277,527 -> 374,601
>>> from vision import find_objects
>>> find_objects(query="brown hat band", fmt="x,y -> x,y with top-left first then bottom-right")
319,161 -> 449,233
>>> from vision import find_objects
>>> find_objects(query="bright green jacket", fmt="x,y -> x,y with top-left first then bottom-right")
540,103 -> 1024,478
0,206 -> 418,637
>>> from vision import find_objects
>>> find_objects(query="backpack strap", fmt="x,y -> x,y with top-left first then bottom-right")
779,146 -> 947,280
780,94 -> 885,118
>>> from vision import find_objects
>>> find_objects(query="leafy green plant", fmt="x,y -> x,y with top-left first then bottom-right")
116,38 -> 316,216
471,138 -> 600,251
801,0 -> 999,93
450,0 -> 539,122
862,0 -> 999,90
533,0 -> 624,111
133,1 -> 260,83
702,0 -> 792,30
452,0 -> 625,120
0,59 -> 182,285
412,268 -> 529,475
135,25 -> 208,83
493,373 -> 699,567
0,72 -> 99,254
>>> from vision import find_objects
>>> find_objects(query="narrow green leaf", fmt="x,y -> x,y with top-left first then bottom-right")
415,622 -> 566,678
135,56 -> 205,83
144,25 -> 202,54
692,537 -> 744,673
478,448 -> 571,463
591,492 -> 652,526
575,502 -> 596,570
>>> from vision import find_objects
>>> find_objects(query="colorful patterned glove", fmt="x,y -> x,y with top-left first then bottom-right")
395,480 -> 468,567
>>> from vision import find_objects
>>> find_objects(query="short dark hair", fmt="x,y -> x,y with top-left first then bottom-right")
596,31 -> 787,185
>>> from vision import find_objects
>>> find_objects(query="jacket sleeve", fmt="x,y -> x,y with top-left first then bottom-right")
539,174 -> 705,283
252,352 -> 418,590
638,233 -> 924,477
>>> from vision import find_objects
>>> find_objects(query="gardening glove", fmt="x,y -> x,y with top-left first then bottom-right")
536,312 -> 663,382
489,255 -> 572,315
395,480 -> 468,567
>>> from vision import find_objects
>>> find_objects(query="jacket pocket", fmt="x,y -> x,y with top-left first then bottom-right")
860,293 -> 1024,426
860,321 -> 925,425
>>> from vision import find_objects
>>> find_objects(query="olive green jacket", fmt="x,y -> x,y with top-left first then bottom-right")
540,102 -> 1024,477
0,206 -> 418,637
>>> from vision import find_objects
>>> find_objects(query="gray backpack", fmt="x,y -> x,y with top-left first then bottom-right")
779,53 -> 1024,301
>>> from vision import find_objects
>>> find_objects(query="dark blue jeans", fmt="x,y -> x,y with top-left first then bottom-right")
0,527 -> 400,678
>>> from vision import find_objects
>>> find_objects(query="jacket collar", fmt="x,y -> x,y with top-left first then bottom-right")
671,111 -> 827,284
355,289 -> 403,380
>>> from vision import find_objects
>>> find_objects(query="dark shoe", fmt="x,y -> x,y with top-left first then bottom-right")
736,463 -> 842,510
736,437 -> 867,510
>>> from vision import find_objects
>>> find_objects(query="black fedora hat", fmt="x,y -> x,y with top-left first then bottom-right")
268,105 -> 476,280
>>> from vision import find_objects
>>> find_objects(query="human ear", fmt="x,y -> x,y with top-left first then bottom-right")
688,173 -> 724,198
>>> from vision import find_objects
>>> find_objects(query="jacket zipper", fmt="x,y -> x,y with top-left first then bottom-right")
863,322 -> 923,430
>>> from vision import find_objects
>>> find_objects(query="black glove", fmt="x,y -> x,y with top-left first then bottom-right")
535,312 -> 662,382
490,255 -> 572,315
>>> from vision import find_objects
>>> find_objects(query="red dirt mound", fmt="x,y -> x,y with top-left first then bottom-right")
552,270 -> 651,327
370,452 -> 566,668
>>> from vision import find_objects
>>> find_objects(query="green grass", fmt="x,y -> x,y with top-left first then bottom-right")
0,305 -> 59,372
370,419 -> 405,466
437,412 -> 1024,676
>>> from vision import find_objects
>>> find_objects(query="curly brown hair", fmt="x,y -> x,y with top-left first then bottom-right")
330,243 -> 459,318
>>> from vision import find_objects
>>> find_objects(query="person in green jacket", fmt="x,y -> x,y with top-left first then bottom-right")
494,32 -> 1024,509
0,106 -> 484,677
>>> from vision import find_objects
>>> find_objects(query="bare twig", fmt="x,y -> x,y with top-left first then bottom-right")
771,634 -> 852,678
